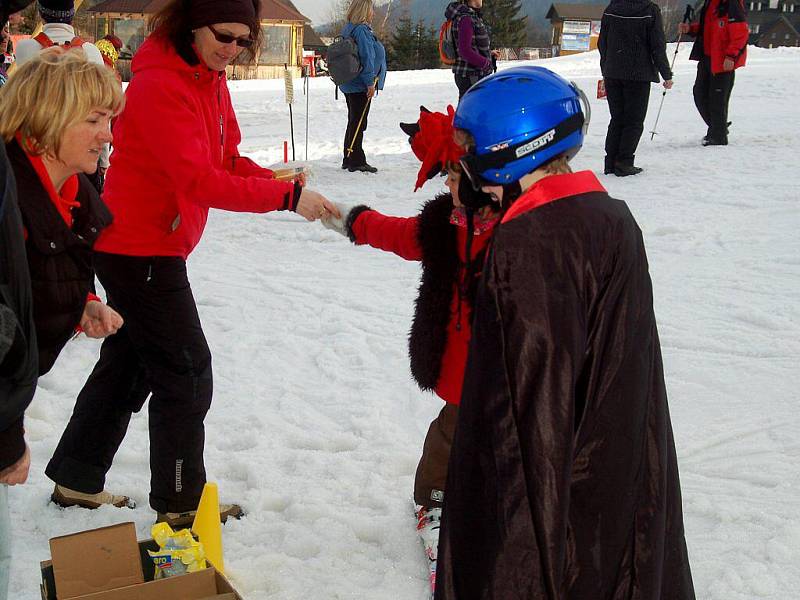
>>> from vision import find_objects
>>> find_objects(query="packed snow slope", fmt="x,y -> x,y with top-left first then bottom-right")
9,45 -> 800,599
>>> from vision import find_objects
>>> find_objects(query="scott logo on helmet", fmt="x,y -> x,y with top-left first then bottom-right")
515,128 -> 556,159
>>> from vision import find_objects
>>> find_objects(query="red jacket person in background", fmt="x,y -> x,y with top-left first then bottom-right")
45,0 -> 338,526
680,0 -> 748,145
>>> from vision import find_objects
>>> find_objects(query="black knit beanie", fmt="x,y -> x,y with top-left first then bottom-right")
188,0 -> 257,32
38,0 -> 74,24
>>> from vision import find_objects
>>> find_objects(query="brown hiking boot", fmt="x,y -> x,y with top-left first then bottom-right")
52,484 -> 135,509
156,503 -> 244,528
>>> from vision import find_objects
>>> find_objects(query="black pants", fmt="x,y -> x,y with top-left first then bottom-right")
343,92 -> 371,168
454,73 -> 483,100
46,253 -> 213,513
693,55 -> 735,140
604,78 -> 651,168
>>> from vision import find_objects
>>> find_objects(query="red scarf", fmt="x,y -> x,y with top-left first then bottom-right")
17,132 -> 80,228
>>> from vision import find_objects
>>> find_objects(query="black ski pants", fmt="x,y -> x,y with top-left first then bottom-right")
693,55 -> 735,140
46,253 -> 213,514
604,78 -> 651,168
343,91 -> 371,168
455,73 -> 482,100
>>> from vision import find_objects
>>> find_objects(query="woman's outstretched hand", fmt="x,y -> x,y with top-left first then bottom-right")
296,189 -> 342,222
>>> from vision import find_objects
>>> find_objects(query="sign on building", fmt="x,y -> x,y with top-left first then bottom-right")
561,32 -> 591,51
563,20 -> 592,34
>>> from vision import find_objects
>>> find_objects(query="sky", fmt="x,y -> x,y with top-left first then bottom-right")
291,0 -> 338,25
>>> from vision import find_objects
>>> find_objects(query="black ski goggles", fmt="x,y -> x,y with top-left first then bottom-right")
208,25 -> 254,49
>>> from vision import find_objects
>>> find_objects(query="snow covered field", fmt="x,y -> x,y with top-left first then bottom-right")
9,45 -> 800,599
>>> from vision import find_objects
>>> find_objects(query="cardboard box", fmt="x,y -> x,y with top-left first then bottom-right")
40,522 -> 242,600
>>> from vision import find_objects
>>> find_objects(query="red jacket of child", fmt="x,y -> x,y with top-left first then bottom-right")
95,35 -> 295,259
350,208 -> 495,405
688,0 -> 748,74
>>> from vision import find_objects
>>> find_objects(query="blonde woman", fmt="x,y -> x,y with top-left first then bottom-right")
339,0 -> 387,173
0,49 -> 127,508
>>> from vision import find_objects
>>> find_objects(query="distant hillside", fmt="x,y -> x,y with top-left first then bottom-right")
383,0 -> 606,28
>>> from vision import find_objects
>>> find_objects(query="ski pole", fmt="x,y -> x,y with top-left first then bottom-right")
305,68 -> 310,161
346,77 -> 379,159
650,4 -> 694,140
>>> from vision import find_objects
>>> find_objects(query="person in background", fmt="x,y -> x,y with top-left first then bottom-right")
444,0 -> 500,100
15,0 -> 103,67
434,66 -> 695,599
598,0 -> 673,176
44,0 -> 338,528
96,34 -> 123,71
322,106 -> 500,597
339,0 -> 386,173
679,0 -> 747,146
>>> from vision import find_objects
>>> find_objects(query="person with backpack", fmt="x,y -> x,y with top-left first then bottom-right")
433,66 -> 695,599
43,0 -> 338,528
321,105 -> 501,597
444,0 -> 499,100
339,0 -> 386,173
598,0 -> 673,176
679,0 -> 748,146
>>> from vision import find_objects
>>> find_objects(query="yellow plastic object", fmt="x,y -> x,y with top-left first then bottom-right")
192,482 -> 224,573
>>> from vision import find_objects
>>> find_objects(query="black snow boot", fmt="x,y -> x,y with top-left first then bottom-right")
614,162 -> 643,177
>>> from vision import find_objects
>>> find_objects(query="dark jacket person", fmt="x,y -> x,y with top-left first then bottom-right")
599,0 -> 673,176
434,66 -> 695,600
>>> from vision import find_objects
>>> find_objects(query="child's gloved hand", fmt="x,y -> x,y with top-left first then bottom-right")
321,202 -> 355,237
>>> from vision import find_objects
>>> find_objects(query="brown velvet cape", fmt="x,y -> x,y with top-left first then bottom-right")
435,187 -> 695,600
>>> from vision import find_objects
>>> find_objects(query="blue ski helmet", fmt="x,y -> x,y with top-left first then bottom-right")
454,66 -> 590,189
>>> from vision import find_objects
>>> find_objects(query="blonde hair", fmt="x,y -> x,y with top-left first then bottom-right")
347,0 -> 373,24
0,48 -> 124,158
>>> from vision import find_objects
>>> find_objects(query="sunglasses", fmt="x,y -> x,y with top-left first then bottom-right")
208,25 -> 254,49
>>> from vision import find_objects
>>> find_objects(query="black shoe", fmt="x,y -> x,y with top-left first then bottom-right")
704,121 -> 731,143
603,157 -> 615,175
341,161 -> 349,170
702,137 -> 728,146
613,164 -> 643,177
348,163 -> 378,173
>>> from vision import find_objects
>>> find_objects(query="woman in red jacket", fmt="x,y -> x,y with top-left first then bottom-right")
45,0 -> 339,526
680,0 -> 748,145
323,106 -> 500,596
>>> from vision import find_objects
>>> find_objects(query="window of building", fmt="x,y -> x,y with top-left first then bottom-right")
112,18 -> 145,54
772,32 -> 777,38
787,33 -> 792,39
750,23 -> 761,32
259,24 -> 292,65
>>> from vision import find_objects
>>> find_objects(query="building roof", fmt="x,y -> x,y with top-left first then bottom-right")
545,3 -> 606,21
761,15 -> 800,36
87,0 -> 309,21
303,24 -> 326,48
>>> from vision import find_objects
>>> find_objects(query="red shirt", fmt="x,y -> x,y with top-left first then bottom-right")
95,35 -> 294,259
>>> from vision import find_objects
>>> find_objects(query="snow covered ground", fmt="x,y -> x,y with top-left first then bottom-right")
9,45 -> 800,599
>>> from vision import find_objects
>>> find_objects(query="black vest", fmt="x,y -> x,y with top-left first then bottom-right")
408,193 -> 486,391
6,140 -> 112,375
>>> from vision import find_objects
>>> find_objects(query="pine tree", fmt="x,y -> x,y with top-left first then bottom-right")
388,17 -> 439,71
482,0 -> 528,48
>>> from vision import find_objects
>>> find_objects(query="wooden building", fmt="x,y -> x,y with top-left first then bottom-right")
85,0 -> 310,79
745,0 -> 800,47
546,3 -> 605,56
